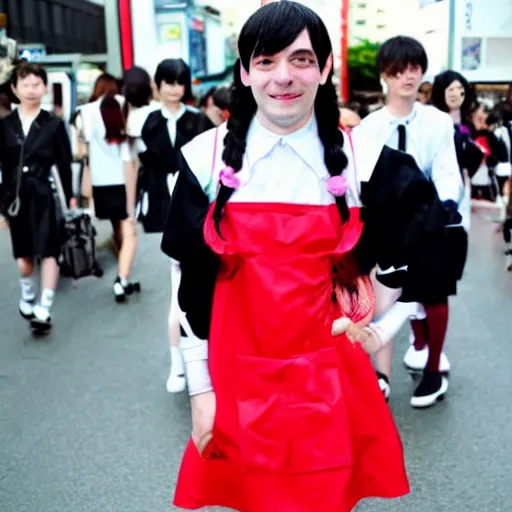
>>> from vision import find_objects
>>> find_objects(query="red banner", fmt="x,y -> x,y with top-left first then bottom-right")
118,0 -> 134,70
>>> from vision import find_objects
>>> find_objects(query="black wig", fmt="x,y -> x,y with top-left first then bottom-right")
214,0 -> 349,233
154,58 -> 194,104
432,70 -> 472,125
123,66 -> 152,108
377,36 -> 428,76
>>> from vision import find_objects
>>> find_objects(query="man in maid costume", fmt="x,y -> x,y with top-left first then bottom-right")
0,62 -> 76,333
358,36 -> 465,408
161,2 -> 445,510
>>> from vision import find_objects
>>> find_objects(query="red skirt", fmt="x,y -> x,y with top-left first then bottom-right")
174,202 -> 409,511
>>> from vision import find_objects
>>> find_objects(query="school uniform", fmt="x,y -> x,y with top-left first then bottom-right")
160,118 -> 444,511
0,109 -> 72,259
358,102 -> 465,303
79,98 -> 131,221
124,103 -> 213,233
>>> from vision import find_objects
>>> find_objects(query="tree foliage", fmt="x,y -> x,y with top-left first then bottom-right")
347,38 -> 381,95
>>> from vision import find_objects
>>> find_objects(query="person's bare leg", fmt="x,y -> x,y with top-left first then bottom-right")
118,219 -> 137,280
110,219 -> 121,256
17,257 -> 34,278
113,219 -> 139,302
40,257 -> 59,290
373,340 -> 394,379
370,269 -> 400,399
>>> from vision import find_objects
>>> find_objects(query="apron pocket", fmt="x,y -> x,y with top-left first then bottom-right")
235,346 -> 351,474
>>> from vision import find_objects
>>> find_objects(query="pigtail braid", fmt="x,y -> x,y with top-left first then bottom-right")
213,60 -> 257,234
315,77 -> 350,223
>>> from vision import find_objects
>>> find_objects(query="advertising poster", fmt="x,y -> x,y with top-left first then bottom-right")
461,37 -> 481,70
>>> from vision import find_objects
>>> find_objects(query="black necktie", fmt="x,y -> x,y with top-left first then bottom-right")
398,124 -> 407,152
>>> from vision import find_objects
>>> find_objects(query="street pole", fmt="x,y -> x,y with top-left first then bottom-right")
340,0 -> 349,103
448,0 -> 456,69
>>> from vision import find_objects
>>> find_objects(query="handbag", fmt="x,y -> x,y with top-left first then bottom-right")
51,166 -> 103,280
6,136 -> 26,217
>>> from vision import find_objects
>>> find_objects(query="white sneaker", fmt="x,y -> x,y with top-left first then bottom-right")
30,305 -> 52,332
19,299 -> 35,320
166,370 -> 186,394
403,345 -> 451,373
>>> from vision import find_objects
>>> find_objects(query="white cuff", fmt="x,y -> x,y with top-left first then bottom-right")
370,302 -> 423,345
376,264 -> 408,275
181,337 -> 213,397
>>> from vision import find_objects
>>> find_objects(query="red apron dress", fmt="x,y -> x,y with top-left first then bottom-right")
174,201 -> 409,512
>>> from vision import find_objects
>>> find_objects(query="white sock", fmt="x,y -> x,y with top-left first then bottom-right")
170,344 -> 185,376
119,277 -> 129,288
40,288 -> 55,311
20,276 -> 36,302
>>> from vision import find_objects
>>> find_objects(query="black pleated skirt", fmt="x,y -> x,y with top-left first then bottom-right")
401,225 -> 469,304
92,185 -> 128,221
6,175 -> 62,259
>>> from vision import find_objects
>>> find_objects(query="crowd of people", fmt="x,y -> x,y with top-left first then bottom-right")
343,72 -> 512,209
1,1 -> 512,510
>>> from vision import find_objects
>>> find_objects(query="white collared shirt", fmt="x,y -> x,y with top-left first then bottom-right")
357,102 -> 463,203
229,115 -> 333,205
181,115 -> 383,207
19,110 -> 40,137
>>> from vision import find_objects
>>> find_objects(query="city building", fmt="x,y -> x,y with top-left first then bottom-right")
0,0 -> 106,55
348,0 -> 389,45
348,0 -> 423,45
416,0 -> 512,83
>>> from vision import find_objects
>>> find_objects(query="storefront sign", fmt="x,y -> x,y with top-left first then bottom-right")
160,23 -> 181,41
464,0 -> 473,31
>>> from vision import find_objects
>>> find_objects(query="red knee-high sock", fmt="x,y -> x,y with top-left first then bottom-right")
411,318 -> 429,351
424,301 -> 449,373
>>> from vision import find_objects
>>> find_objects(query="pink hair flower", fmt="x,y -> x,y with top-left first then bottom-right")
219,166 -> 241,189
326,175 -> 348,197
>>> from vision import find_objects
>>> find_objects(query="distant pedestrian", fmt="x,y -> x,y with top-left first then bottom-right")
0,62 -> 77,333
122,59 -> 213,394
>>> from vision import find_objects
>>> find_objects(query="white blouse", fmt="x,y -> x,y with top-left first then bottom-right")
79,98 -> 129,187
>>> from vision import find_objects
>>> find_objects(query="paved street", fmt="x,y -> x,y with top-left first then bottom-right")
1,211 -> 511,512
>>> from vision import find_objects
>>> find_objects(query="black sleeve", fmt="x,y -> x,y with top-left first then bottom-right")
460,137 -> 485,178
53,119 -> 73,204
197,112 -> 215,133
494,136 -> 509,164
353,146 -> 445,287
161,153 -> 218,340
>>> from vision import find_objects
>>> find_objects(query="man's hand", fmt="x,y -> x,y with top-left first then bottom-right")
332,317 -> 384,355
191,391 -> 216,456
